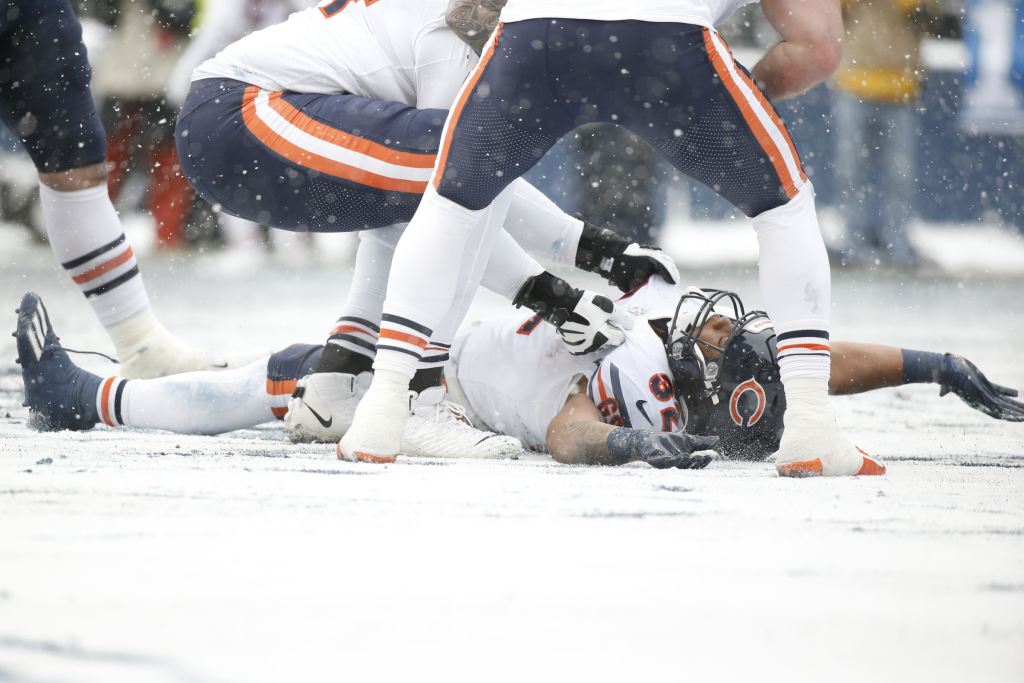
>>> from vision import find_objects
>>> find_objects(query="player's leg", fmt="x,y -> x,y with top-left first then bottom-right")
341,21 -> 615,461
16,291 -> 301,434
176,79 -> 439,233
0,0 -> 266,379
592,23 -> 870,476
99,344 -> 319,435
282,227 -> 397,443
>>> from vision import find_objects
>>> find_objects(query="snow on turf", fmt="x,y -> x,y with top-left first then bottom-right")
0,241 -> 1022,682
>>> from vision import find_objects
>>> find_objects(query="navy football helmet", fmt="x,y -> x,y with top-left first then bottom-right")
663,288 -> 786,460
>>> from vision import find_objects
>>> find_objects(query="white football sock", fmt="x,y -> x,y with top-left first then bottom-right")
39,183 -> 149,327
325,226 -> 402,362
480,228 -> 546,301
96,357 -> 275,434
752,183 -> 831,383
338,368 -> 411,461
376,186 -> 513,377
504,180 -> 582,267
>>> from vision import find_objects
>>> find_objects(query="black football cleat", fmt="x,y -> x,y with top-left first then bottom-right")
16,292 -> 102,431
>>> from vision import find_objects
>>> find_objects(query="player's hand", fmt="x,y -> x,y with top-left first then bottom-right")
556,291 -> 635,355
606,243 -> 681,292
630,431 -> 719,469
940,354 -> 1024,422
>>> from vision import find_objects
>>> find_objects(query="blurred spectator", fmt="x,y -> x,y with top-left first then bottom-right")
165,0 -> 317,264
960,0 -> 1024,135
91,0 -> 194,249
831,0 -> 937,267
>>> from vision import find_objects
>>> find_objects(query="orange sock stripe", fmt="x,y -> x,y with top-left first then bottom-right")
329,324 -> 379,337
71,247 -> 134,284
379,328 -> 428,349
433,25 -> 501,190
99,377 -> 116,427
778,343 -> 831,352
241,87 -> 430,194
702,29 -> 800,199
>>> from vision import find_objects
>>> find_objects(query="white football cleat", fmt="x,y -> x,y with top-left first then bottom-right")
284,371 -> 371,443
337,370 -> 410,463
110,310 -> 270,379
400,386 -> 522,459
773,378 -> 885,477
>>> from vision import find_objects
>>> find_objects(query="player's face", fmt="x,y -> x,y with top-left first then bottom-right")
696,314 -> 734,359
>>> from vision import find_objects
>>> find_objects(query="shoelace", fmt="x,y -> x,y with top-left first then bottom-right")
425,399 -> 475,432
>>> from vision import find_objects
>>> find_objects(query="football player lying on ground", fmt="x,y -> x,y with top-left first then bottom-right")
16,281 -> 1023,474
175,0 -> 676,458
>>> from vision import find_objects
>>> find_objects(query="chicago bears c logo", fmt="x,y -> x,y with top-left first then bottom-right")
729,378 -> 766,427
649,373 -> 674,401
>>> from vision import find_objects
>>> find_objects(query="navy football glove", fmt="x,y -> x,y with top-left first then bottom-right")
940,354 -> 1024,422
607,428 -> 719,469
574,217 -> 680,292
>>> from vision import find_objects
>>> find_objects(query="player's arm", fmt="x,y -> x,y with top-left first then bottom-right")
830,342 -> 1024,421
752,0 -> 844,100
829,342 -> 903,394
546,380 -> 718,468
445,0 -> 507,55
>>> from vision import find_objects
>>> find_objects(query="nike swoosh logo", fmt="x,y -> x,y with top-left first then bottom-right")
306,404 -> 333,428
210,362 -> 229,369
636,400 -> 653,426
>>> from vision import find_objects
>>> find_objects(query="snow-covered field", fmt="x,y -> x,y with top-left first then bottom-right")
1,236 -> 1022,682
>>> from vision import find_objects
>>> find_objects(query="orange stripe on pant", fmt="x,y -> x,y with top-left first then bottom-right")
99,377 -> 116,427
241,87 -> 430,194
379,328 -> 428,349
72,247 -> 134,284
731,67 -> 808,185
433,24 -> 502,190
264,93 -> 435,169
702,29 -> 802,199
266,378 -> 298,396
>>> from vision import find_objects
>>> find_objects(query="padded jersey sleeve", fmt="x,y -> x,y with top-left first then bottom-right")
412,26 -> 476,109
586,356 -> 684,434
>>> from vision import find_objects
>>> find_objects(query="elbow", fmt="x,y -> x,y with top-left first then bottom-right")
810,35 -> 843,80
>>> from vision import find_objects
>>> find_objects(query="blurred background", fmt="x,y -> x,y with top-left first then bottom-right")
0,0 -> 1022,276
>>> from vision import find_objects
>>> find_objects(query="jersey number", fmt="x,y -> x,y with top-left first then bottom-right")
320,0 -> 382,18
661,406 -> 680,432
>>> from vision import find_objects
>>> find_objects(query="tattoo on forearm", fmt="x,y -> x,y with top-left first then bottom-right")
445,0 -> 507,55
552,421 -> 617,465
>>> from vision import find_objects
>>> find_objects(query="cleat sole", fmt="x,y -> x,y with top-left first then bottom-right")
336,443 -> 397,464
855,447 -> 886,476
777,458 -> 823,477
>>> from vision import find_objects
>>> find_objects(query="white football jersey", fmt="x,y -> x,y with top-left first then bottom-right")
500,0 -> 757,29
450,276 -> 702,452
192,0 -> 476,109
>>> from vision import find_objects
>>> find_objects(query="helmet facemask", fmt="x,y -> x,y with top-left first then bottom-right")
663,288 -> 785,460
